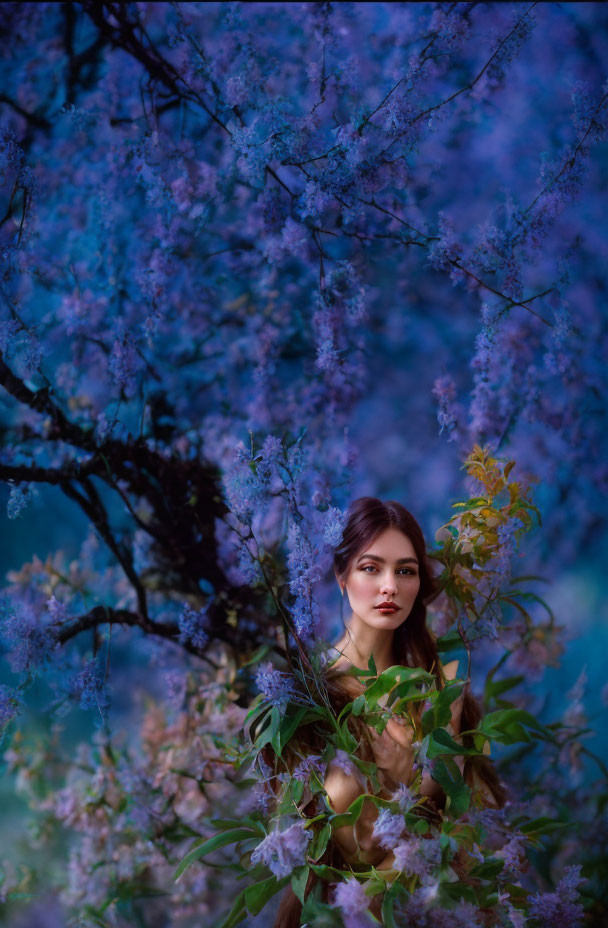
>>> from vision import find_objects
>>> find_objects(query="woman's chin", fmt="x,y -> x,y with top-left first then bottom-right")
364,610 -> 406,629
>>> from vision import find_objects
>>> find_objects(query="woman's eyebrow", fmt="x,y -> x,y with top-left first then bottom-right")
356,554 -> 419,565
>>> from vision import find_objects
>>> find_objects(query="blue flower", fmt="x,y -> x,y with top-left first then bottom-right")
178,604 -> 209,650
255,661 -> 296,711
69,658 -> 110,717
322,506 -> 347,548
527,863 -> 586,927
372,808 -> 405,850
0,684 -> 21,728
286,521 -> 321,597
250,821 -> 311,878
0,597 -> 56,675
293,754 -> 325,782
7,483 -> 36,520
331,877 -> 372,927
291,592 -> 319,643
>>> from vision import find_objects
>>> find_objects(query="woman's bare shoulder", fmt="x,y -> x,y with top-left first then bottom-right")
441,659 -> 459,680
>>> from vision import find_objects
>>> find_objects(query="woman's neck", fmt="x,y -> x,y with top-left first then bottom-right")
337,612 -> 396,674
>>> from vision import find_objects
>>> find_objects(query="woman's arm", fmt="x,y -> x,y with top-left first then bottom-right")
323,762 -> 388,866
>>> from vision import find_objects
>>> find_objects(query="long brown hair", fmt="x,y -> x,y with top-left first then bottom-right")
271,497 -> 506,926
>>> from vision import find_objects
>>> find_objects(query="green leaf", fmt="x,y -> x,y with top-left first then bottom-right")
352,694 -> 365,717
244,875 -> 289,915
435,629 -> 463,653
427,728 -> 481,758
174,828 -> 259,881
310,822 -> 331,861
422,684 -> 463,735
272,706 -> 309,756
218,889 -> 248,928
329,793 -> 370,830
382,880 -> 408,928
240,645 -> 270,670
480,709 -> 552,744
440,880 -> 478,905
291,866 -> 310,904
430,757 -> 471,816
519,817 -> 569,838
469,858 -> 505,879
364,666 -> 432,710
484,674 -> 525,706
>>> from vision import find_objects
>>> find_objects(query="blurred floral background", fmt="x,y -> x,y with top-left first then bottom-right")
0,2 -> 606,926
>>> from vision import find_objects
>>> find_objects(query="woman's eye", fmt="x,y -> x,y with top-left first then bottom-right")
360,565 -> 417,575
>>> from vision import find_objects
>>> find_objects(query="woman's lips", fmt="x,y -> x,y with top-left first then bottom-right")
375,605 -> 400,613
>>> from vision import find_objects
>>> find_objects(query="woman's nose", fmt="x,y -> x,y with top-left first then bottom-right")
380,574 -> 397,594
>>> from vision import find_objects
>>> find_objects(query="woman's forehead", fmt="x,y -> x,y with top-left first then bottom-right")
355,527 -> 416,560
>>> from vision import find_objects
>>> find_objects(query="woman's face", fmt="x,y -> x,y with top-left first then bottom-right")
339,527 -> 421,631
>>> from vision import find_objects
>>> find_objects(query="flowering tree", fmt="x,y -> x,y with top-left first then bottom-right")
0,2 -> 607,927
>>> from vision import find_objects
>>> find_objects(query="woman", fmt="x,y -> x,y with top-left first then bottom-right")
271,497 -> 506,926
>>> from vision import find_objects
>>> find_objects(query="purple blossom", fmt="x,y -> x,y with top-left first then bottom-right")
411,736 -> 433,776
393,836 -> 441,878
0,684 -> 21,728
256,434 -> 284,484
7,482 -> 36,519
527,864 -> 586,928
0,597 -> 56,674
177,604 -> 209,650
331,877 -> 372,928
225,73 -> 249,107
429,7 -> 470,52
322,506 -> 347,548
69,657 -> 110,716
0,318 -> 20,352
286,521 -> 322,597
291,592 -> 319,643
313,297 -> 341,376
299,180 -> 334,220
332,749 -> 356,776
482,7 -> 536,93
223,443 -> 272,523
498,892 -> 527,928
544,304 -> 574,377
427,212 -> 463,273
390,783 -> 417,814
372,808 -> 404,850
164,670 -> 186,708
250,781 -> 274,816
493,520 -> 517,585
262,187 -> 288,231
108,329 -> 140,397
255,661 -> 296,711
250,821 -> 311,878
279,217 -> 309,261
133,530 -> 155,573
496,833 -> 527,875
432,375 -> 458,438
293,754 -> 325,782
46,596 -> 68,623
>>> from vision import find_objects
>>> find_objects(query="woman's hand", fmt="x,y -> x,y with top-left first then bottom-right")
324,761 -> 389,867
368,715 -> 415,786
